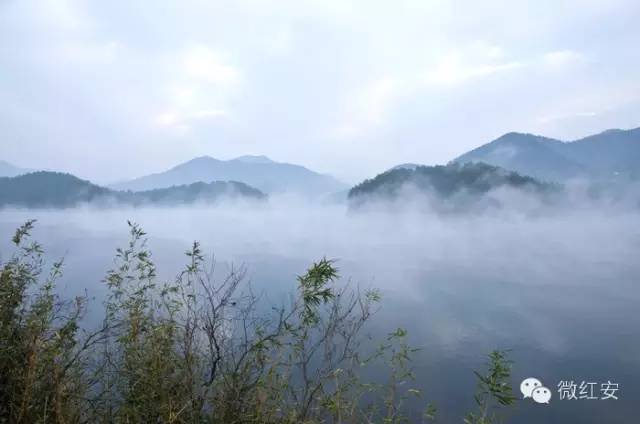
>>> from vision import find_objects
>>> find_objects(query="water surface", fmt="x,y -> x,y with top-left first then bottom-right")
1,203 -> 638,423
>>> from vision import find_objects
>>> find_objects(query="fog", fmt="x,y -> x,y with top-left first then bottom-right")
0,197 -> 639,422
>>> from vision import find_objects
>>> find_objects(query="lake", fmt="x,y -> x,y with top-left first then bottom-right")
1,202 -> 638,423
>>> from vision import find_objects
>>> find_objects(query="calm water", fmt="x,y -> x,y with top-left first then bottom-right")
1,204 -> 638,423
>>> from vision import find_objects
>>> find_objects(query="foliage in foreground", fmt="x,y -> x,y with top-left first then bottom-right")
0,220 -> 516,423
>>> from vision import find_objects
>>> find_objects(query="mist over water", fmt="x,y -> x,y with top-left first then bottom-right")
1,196 -> 639,423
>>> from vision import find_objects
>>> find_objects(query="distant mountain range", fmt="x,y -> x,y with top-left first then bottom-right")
348,162 -> 558,210
454,127 -> 640,182
111,155 -> 346,195
0,172 -> 265,208
2,126 -> 638,207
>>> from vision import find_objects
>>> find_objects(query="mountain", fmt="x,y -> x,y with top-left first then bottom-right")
454,127 -> 640,182
551,128 -> 640,178
129,181 -> 265,205
454,133 -> 586,181
390,163 -> 422,171
0,160 -> 33,177
348,162 -> 558,210
233,155 -> 275,164
111,156 -> 346,195
0,172 -> 265,208
0,172 -> 113,208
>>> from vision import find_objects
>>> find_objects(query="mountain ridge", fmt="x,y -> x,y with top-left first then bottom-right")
0,171 -> 266,209
111,155 -> 346,195
453,126 -> 640,182
0,160 -> 34,178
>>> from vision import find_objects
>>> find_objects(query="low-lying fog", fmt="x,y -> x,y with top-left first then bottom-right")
1,197 -> 639,423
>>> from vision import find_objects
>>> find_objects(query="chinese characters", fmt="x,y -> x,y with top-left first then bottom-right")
557,380 -> 619,400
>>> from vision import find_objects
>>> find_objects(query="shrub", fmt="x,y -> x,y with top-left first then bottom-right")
0,221 -> 516,423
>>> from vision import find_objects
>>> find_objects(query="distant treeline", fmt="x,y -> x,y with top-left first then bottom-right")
0,163 -> 568,211
348,162 -> 560,209
0,171 -> 266,208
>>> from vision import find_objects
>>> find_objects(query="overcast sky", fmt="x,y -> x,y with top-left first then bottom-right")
1,0 -> 639,184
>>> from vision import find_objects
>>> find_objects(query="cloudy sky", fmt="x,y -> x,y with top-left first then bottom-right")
1,0 -> 639,184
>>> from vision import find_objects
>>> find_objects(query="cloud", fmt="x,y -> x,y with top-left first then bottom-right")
183,45 -> 240,85
1,0 -> 639,183
152,108 -> 227,133
358,77 -> 399,124
542,50 -> 586,70
193,109 -> 227,119
536,111 -> 597,124
59,40 -> 120,64
27,0 -> 93,32
149,45 -> 240,133
334,77 -> 400,138
153,112 -> 180,127
333,42 -> 524,139
424,43 -> 524,86
425,60 -> 523,86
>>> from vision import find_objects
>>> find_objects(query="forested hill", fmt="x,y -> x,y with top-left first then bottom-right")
130,180 -> 265,205
348,162 -> 558,209
0,171 -> 266,208
0,172 -> 113,207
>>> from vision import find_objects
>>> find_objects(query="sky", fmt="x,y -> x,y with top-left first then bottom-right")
1,0 -> 639,184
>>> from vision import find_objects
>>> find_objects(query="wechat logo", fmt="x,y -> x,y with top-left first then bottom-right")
520,377 -> 551,404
